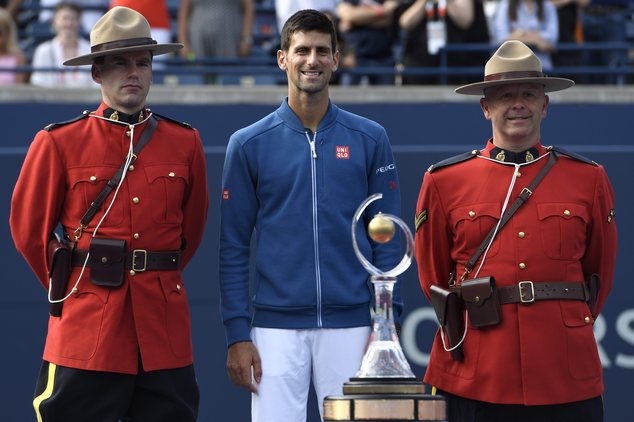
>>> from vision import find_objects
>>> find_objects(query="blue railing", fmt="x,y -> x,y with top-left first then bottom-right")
3,42 -> 634,85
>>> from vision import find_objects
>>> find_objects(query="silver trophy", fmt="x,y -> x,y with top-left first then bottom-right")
351,193 -> 416,380
323,194 -> 447,421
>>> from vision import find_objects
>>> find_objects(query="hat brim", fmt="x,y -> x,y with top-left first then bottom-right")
63,43 -> 183,66
455,76 -> 575,95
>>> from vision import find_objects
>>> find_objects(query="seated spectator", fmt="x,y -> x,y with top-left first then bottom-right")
38,0 -> 107,34
492,0 -> 559,71
581,0 -> 629,84
30,2 -> 95,87
337,0 -> 401,85
0,0 -> 23,20
0,7 -> 27,85
551,0 -> 588,79
178,0 -> 255,60
397,0 -> 490,85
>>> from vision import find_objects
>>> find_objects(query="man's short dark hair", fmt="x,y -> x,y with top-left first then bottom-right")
280,9 -> 337,53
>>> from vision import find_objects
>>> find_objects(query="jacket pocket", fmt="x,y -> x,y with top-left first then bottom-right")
537,203 -> 589,260
159,273 -> 192,358
449,203 -> 501,259
67,166 -> 125,227
144,164 -> 189,225
56,279 -> 110,360
560,300 -> 601,380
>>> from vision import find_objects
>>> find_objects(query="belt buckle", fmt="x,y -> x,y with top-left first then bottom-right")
132,249 -> 147,272
518,281 -> 535,304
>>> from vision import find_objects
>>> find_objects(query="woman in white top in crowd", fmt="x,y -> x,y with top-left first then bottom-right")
493,0 -> 558,71
30,2 -> 96,87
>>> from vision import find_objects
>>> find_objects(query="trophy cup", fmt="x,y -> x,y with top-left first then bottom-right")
323,194 -> 446,422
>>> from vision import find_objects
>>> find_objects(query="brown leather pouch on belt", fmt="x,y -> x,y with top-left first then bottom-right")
88,237 -> 126,287
461,276 -> 501,328
48,233 -> 74,317
430,285 -> 464,361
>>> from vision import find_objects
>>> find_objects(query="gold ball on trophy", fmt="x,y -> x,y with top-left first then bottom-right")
368,213 -> 396,244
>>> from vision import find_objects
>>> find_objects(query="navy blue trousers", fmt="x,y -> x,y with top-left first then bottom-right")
33,360 -> 199,422
439,390 -> 603,422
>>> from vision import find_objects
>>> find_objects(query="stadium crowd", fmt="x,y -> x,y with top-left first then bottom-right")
1,0 -> 633,86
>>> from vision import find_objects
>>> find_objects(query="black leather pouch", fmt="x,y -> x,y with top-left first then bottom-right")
430,285 -> 464,361
48,233 -> 74,317
461,276 -> 501,328
89,237 -> 126,287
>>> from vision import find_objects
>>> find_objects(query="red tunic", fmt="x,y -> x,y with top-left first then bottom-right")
414,141 -> 617,405
10,103 -> 209,374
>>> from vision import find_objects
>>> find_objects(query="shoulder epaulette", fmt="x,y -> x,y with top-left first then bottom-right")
44,110 -> 90,131
151,111 -> 193,130
427,149 -> 480,173
548,146 -> 598,166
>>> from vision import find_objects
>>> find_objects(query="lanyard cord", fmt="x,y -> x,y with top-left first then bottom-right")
48,113 -> 152,305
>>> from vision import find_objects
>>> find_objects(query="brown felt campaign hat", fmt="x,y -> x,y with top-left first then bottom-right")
63,6 -> 182,66
455,40 -> 574,95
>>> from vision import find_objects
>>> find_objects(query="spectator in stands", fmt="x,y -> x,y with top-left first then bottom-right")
30,2 -> 95,87
337,0 -> 401,85
396,0 -> 490,85
581,0 -> 629,84
178,0 -> 255,60
0,6 -> 27,84
0,0 -> 23,20
492,0 -> 559,71
39,0 -> 107,33
551,0 -> 588,78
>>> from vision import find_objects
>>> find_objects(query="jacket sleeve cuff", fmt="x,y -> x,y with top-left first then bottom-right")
225,317 -> 252,347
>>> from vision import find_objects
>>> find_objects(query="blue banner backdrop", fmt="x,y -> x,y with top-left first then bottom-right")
1,100 -> 631,422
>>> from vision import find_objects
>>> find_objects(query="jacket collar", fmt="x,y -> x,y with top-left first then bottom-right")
276,97 -> 338,132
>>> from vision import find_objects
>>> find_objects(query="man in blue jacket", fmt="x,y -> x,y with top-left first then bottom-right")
219,9 -> 402,422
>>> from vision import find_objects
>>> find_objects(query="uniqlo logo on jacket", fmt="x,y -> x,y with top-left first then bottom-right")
222,189 -> 230,200
336,146 -> 350,159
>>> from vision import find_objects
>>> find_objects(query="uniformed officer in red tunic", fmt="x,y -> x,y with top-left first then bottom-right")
10,7 -> 208,422
415,40 -> 617,422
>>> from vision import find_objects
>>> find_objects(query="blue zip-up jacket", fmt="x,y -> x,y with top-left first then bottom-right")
219,99 -> 402,346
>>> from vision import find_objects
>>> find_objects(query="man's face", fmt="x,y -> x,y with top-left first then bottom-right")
277,30 -> 339,95
480,83 -> 549,148
92,50 -> 152,114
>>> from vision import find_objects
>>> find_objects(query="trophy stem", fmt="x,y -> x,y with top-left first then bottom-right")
354,276 -> 415,379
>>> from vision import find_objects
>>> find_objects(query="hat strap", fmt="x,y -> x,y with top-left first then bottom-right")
485,71 -> 544,81
92,37 -> 157,53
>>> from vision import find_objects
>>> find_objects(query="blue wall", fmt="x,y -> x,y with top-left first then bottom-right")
1,101 -> 632,422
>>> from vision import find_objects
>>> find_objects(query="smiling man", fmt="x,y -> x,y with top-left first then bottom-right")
219,9 -> 402,422
10,7 -> 208,422
414,40 -> 618,422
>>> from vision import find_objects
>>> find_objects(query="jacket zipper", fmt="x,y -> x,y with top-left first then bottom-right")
305,130 -> 322,327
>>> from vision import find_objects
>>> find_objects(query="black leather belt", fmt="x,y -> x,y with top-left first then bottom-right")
498,281 -> 588,305
72,248 -> 180,271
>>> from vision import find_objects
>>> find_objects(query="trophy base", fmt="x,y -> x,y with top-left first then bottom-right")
345,378 -> 424,395
324,379 -> 446,421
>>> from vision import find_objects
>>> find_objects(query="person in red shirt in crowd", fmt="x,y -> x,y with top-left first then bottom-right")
415,40 -> 617,422
10,7 -> 208,422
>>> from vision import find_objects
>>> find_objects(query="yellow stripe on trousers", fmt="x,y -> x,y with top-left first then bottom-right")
33,363 -> 56,422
